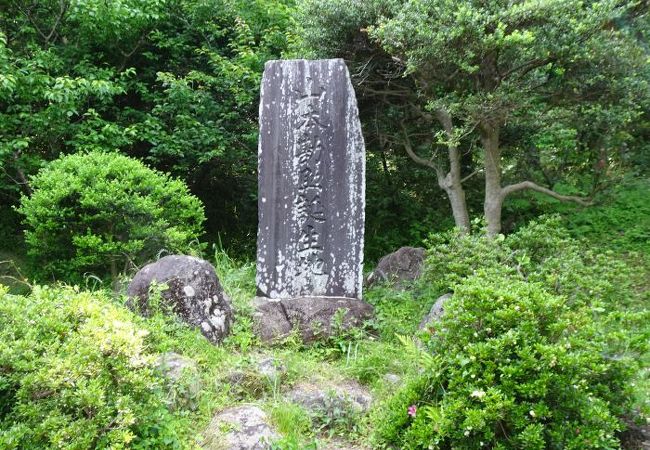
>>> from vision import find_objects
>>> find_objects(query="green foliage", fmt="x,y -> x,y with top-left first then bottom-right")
560,178 -> 650,254
423,216 -> 645,311
18,151 -> 205,283
309,392 -> 362,438
372,218 -> 648,449
269,402 -> 313,443
0,284 -> 189,449
0,0 -> 297,253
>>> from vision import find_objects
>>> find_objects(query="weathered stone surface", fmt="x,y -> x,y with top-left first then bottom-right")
202,405 -> 278,450
155,352 -> 201,410
127,255 -> 233,344
257,357 -> 286,380
257,59 -> 365,300
366,246 -> 426,289
252,296 -> 374,343
286,380 -> 373,415
383,373 -> 402,386
418,293 -> 453,330
156,352 -> 199,382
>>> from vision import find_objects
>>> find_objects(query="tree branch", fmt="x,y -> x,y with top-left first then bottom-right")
460,169 -> 482,184
12,151 -> 32,195
501,180 -> 592,205
500,57 -> 553,81
45,0 -> 68,43
399,120 -> 440,172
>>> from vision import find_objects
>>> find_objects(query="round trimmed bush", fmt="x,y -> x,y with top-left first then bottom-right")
371,218 -> 645,449
18,151 -> 205,283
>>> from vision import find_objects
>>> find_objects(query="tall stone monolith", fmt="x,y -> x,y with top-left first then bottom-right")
256,58 -> 365,300
254,59 -> 371,342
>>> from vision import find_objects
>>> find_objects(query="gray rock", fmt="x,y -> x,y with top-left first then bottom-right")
286,381 -> 373,416
257,357 -> 286,380
366,246 -> 426,289
202,405 -> 278,450
156,352 -> 198,382
257,59 -> 365,300
252,296 -> 373,343
418,293 -> 452,330
155,352 -> 201,410
127,255 -> 233,344
383,373 -> 402,386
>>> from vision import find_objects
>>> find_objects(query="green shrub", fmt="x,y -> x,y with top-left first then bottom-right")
18,151 -> 205,283
0,284 -> 189,448
372,217 -> 647,449
374,274 -> 639,449
423,216 -> 644,311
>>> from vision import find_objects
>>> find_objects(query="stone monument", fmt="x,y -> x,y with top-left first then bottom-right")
254,59 -> 372,342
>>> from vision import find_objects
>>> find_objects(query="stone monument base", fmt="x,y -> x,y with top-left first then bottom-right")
251,296 -> 374,344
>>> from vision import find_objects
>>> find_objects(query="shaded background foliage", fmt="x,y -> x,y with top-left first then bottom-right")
1,0 -> 295,258
1,0 -> 649,266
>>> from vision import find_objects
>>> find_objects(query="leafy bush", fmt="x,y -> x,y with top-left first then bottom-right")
0,284 -> 189,448
18,151 -> 205,283
372,218 -> 648,449
377,275 -> 636,449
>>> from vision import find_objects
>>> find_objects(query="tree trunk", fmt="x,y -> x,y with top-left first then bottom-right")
480,122 -> 591,237
399,116 -> 471,233
435,109 -> 470,233
438,147 -> 470,233
446,181 -> 471,232
480,124 -> 503,236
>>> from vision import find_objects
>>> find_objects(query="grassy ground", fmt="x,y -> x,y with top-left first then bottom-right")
144,249 -> 435,448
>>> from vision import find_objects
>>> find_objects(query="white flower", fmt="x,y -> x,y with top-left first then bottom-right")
464,430 -> 470,436
471,389 -> 486,399
529,410 -> 536,418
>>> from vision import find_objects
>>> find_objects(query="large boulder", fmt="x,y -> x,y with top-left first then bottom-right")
127,255 -> 233,344
365,247 -> 425,289
418,293 -> 452,331
252,297 -> 374,344
202,405 -> 278,450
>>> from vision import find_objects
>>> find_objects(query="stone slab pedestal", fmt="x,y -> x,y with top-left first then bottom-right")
252,296 -> 374,344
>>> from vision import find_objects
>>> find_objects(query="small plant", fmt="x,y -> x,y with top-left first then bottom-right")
309,391 -> 362,438
269,401 -> 313,443
18,151 -> 206,283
